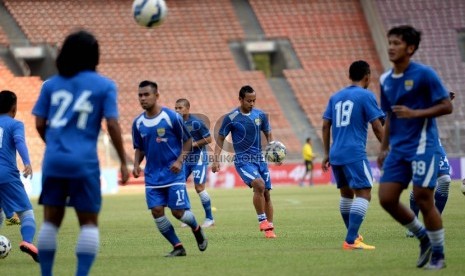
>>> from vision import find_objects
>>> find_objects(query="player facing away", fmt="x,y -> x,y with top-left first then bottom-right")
377,25 -> 452,270
174,98 -> 215,228
33,30 -> 130,276
211,85 -> 278,239
299,137 -> 315,187
321,61 -> 384,250
132,81 -> 207,257
406,91 -> 455,238
0,90 -> 39,262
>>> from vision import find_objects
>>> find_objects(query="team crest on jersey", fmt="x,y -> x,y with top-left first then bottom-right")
404,80 -> 414,91
157,128 -> 165,137
254,118 -> 261,126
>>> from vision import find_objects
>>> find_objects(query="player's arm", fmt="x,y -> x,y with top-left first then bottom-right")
371,118 -> 384,143
193,135 -> 212,148
171,137 -> 192,174
107,118 -> 129,184
321,119 -> 331,172
263,131 -> 273,144
377,112 -> 391,168
14,122 -> 32,178
392,98 -> 452,118
212,135 -> 225,173
35,116 -> 47,142
133,148 -> 145,178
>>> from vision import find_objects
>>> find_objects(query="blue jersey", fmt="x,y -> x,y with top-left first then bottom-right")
218,108 -> 270,164
132,107 -> 191,187
32,71 -> 119,178
184,114 -> 210,165
323,85 -> 385,165
0,115 -> 26,184
380,62 -> 449,155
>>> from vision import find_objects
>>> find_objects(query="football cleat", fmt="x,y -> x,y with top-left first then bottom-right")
259,220 -> 274,232
342,240 -> 375,250
19,241 -> 39,263
405,230 -> 415,238
165,245 -> 186,257
264,230 -> 277,239
201,219 -> 215,228
424,254 -> 446,270
193,226 -> 208,251
6,215 -> 21,226
416,239 -> 432,268
355,234 -> 363,243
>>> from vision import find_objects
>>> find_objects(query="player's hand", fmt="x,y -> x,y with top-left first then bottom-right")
133,166 -> 142,178
377,150 -> 389,168
170,160 -> 182,174
211,161 -> 220,173
23,164 -> 33,179
321,156 -> 330,172
391,105 -> 417,118
120,165 -> 129,185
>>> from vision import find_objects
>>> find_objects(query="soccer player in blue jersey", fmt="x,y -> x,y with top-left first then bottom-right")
175,98 -> 215,228
321,61 -> 384,250
211,85 -> 278,239
132,80 -> 207,257
0,90 -> 38,262
377,25 -> 452,270
33,30 -> 130,276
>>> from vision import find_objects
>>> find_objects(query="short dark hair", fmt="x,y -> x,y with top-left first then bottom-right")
139,80 -> 158,93
349,60 -> 370,82
56,30 -> 99,77
387,25 -> 421,54
176,98 -> 190,108
0,90 -> 17,114
239,85 -> 254,99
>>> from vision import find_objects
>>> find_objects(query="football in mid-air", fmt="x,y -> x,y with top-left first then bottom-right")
461,179 -> 465,195
265,141 -> 287,163
0,235 -> 12,259
132,0 -> 168,28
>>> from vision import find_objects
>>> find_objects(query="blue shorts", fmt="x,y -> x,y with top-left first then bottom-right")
184,163 -> 208,185
39,173 -> 101,213
145,184 -> 191,210
438,155 -> 450,176
332,159 -> 373,190
380,151 -> 439,189
235,161 -> 272,190
0,180 -> 33,213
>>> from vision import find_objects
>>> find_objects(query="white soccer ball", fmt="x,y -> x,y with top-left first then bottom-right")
461,179 -> 465,195
265,141 -> 287,163
132,0 -> 168,28
0,235 -> 12,259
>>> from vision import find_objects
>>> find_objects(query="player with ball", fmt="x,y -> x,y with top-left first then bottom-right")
212,85 -> 282,239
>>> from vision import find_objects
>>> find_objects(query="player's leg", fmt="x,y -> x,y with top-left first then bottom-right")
341,160 -> 374,249
434,155 -> 451,215
412,154 -> 445,269
1,180 -> 39,262
332,165 -> 352,230
379,155 -> 431,267
299,161 -> 309,186
192,163 -> 214,227
308,162 -> 314,186
169,185 -> 207,252
236,163 -> 272,232
147,187 -> 185,256
37,177 -> 68,274
67,174 -> 103,276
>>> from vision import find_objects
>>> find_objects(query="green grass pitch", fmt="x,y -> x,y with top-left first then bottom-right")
1,182 -> 464,275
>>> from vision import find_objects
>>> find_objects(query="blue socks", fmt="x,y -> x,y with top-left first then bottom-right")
155,216 -> 181,246
346,197 -> 369,244
199,190 -> 213,220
